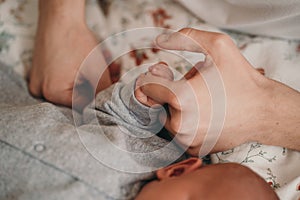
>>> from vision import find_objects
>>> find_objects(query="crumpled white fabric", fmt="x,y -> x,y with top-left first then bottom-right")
177,0 -> 300,39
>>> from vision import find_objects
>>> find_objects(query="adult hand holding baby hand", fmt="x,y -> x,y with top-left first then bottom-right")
139,28 -> 300,155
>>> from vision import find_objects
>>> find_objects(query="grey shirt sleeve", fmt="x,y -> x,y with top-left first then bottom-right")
82,77 -> 184,158
119,79 -> 166,132
84,80 -> 167,138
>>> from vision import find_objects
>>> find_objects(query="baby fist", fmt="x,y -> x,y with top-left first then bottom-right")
135,62 -> 174,107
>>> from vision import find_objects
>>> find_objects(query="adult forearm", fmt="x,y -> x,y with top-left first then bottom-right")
38,0 -> 86,24
254,79 -> 300,151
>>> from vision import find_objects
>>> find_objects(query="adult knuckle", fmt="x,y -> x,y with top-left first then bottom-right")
179,28 -> 198,42
212,33 -> 232,49
179,28 -> 194,36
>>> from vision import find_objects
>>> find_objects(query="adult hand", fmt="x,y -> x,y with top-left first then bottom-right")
28,0 -> 112,110
139,28 -> 300,155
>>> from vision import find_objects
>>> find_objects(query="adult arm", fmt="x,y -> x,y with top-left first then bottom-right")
138,28 -> 300,155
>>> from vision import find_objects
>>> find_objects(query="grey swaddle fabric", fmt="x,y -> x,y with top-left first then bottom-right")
0,63 -> 184,200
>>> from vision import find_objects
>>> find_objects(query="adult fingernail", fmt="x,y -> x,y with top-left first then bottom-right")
156,33 -> 170,44
158,61 -> 168,66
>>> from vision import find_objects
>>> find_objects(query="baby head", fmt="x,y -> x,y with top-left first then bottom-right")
135,157 -> 279,200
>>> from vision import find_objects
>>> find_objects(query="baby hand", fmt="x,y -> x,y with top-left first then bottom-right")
135,62 -> 174,107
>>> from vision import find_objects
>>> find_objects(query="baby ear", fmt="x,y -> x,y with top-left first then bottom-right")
156,157 -> 202,180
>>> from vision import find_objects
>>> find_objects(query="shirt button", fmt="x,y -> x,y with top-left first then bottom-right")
34,143 -> 46,152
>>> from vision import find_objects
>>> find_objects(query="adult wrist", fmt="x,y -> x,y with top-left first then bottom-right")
38,0 -> 86,25
250,78 -> 279,144
251,77 -> 300,149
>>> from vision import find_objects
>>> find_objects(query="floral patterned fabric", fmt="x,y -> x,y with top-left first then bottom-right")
0,0 -> 299,199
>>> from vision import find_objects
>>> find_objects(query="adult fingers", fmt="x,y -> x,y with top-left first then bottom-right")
156,28 -> 239,59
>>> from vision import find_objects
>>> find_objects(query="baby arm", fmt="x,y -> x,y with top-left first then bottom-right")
83,62 -> 174,135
